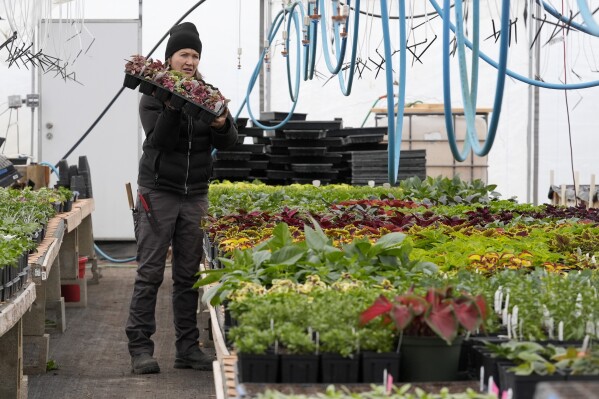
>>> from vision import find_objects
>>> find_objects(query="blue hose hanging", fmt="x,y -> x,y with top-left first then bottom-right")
538,0 -> 599,37
443,0 -> 510,161
318,0 -> 361,95
429,0 -> 599,90
576,0 -> 599,36
380,0 -> 407,184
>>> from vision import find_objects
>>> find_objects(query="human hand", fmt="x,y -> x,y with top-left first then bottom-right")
210,108 -> 228,129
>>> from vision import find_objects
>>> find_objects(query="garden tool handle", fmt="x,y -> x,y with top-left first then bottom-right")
125,183 -> 134,211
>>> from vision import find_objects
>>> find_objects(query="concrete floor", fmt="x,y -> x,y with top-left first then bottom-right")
27,265 -> 216,399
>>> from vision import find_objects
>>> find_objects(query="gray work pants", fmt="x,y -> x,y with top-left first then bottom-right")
126,186 -> 208,357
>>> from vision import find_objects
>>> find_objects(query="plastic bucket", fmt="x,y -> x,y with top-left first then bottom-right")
61,256 -> 87,302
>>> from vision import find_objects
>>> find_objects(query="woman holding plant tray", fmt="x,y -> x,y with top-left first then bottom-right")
126,21 -> 238,375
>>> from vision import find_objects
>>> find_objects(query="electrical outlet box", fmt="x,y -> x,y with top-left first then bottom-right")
8,95 -> 22,108
26,94 -> 40,108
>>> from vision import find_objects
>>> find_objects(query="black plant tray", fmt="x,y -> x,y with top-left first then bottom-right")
138,78 -> 156,95
266,170 -> 295,179
123,72 -> 141,89
291,164 -> 333,173
236,134 -> 247,144
253,137 -> 271,145
248,160 -> 269,170
283,130 -> 327,140
342,134 -> 385,145
212,168 -> 251,178
326,126 -> 388,137
213,161 -> 250,168
293,170 -> 339,179
269,138 -> 327,147
267,154 -> 343,165
226,144 -> 265,154
215,151 -> 252,161
238,127 -> 265,137
235,117 -> 249,129
257,120 -> 342,130
265,146 -> 289,155
260,111 -> 307,121
330,143 -> 389,152
288,147 -> 328,156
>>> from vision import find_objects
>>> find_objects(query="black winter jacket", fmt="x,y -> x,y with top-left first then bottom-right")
137,94 -> 238,195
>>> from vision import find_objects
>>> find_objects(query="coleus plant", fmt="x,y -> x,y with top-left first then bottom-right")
124,54 -> 227,114
359,287 -> 488,345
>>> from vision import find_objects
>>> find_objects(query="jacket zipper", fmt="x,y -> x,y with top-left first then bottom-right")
184,117 -> 192,194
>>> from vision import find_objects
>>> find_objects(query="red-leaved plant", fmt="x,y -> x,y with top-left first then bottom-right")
359,287 -> 488,345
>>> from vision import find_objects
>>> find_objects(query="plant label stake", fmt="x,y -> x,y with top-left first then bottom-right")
548,318 -> 554,340
586,320 -> 595,336
558,321 -> 564,342
507,314 -> 512,340
480,367 -> 484,392
494,287 -> 502,314
511,305 -> 519,340
582,335 -> 590,353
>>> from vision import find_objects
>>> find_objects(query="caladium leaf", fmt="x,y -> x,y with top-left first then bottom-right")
391,304 -> 415,330
453,297 -> 483,332
360,295 -> 392,325
425,301 -> 458,344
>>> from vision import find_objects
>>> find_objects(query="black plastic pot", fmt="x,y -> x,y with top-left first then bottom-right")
138,79 -> 156,95
399,336 -> 463,382
153,86 -> 172,102
238,353 -> 279,383
123,73 -> 141,89
361,352 -> 401,383
320,353 -> 359,383
280,354 -> 319,383
169,93 -> 187,110
498,364 -> 566,399
63,199 -> 73,212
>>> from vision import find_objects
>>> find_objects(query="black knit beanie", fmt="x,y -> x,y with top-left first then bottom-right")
165,22 -> 202,60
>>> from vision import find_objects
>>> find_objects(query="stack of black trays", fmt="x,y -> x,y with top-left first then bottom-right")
212,118 -> 268,182
345,149 -> 426,185
263,119 -> 344,185
221,115 -> 426,185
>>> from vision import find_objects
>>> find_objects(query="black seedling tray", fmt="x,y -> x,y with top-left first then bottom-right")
266,170 -> 295,179
326,127 -> 388,137
212,168 -> 252,178
291,164 -> 334,173
288,147 -> 328,156
270,138 -> 344,147
257,120 -> 342,130
215,151 -> 252,161
266,146 -> 289,155
226,144 -> 265,153
253,137 -> 271,145
260,111 -> 307,121
267,154 -> 343,165
248,160 -> 269,170
342,134 -> 385,145
238,127 -> 265,137
284,130 -> 327,140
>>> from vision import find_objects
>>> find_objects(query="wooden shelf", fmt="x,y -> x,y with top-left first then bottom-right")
0,283 -> 36,337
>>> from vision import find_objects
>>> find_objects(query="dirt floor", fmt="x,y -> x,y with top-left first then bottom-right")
27,264 -> 216,399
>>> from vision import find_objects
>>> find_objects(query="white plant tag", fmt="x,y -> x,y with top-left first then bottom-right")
582,335 -> 590,353
558,321 -> 564,342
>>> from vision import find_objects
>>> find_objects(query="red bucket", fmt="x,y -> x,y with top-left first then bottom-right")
78,256 -> 87,279
61,256 -> 87,302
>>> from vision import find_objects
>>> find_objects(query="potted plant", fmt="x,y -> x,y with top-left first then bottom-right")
277,323 -> 319,383
318,326 -> 360,383
357,326 -> 401,383
360,286 -> 488,382
228,325 -> 278,383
